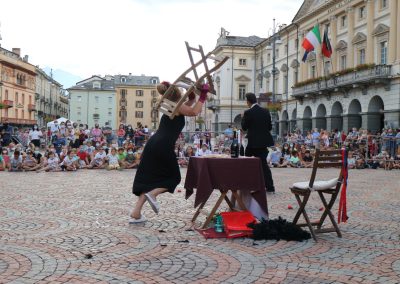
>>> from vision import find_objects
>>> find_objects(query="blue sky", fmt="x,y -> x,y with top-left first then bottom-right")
0,0 -> 302,87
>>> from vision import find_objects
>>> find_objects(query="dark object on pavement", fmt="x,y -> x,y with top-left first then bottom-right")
248,217 -> 311,242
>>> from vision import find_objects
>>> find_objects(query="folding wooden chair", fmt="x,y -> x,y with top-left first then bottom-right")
157,42 -> 229,119
290,149 -> 345,241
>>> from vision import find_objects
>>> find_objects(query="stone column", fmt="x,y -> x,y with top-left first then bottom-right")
360,113 -> 369,130
342,115 -> 349,133
330,16 -> 338,73
326,116 -> 332,132
347,7 -> 355,68
312,117 -> 317,129
389,0 -> 398,64
366,0 -> 375,63
296,118 -> 304,132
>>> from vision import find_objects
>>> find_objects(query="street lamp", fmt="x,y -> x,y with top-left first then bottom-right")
269,18 -> 282,140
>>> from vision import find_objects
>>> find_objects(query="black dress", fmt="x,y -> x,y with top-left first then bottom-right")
132,114 -> 184,196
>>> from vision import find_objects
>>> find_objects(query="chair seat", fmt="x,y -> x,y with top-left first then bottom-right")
292,178 -> 338,191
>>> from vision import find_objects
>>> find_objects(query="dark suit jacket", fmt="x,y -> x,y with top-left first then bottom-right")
241,104 -> 274,148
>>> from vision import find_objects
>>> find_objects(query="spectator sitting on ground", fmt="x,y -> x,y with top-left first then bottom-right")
106,148 -> 122,170
61,150 -> 77,171
179,145 -> 195,167
87,147 -> 106,169
123,147 -> 139,169
289,150 -> 301,168
268,146 -> 281,168
22,149 -> 38,171
117,147 -> 126,163
37,151 -> 61,172
196,143 -> 212,157
9,150 -> 23,172
301,149 -> 314,168
281,143 -> 291,157
347,151 -> 356,169
77,146 -> 90,169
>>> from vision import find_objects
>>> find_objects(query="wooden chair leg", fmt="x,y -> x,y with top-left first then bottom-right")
293,192 -> 308,224
318,192 -> 342,238
293,192 -> 317,241
317,191 -> 339,228
201,191 -> 227,229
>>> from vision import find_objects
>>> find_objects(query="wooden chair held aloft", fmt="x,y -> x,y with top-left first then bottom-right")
157,42 -> 229,119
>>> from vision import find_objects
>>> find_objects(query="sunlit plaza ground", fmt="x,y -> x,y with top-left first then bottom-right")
0,168 -> 399,284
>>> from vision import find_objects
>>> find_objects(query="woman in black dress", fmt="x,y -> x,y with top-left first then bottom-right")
130,81 -> 209,223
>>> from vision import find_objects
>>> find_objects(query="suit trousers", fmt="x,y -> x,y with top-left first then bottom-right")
245,147 -> 275,192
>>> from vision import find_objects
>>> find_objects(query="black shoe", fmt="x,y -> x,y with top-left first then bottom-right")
266,187 -> 275,193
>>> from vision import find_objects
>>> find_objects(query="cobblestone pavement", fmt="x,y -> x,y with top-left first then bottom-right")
0,168 -> 399,284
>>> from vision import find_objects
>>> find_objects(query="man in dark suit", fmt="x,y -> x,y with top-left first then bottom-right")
241,93 -> 275,192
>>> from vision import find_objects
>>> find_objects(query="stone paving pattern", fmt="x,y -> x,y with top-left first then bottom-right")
0,168 -> 399,284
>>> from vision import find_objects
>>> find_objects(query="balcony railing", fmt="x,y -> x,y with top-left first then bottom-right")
1,99 -> 14,108
28,104 -> 37,112
1,100 -> 14,108
207,99 -> 220,110
0,118 -> 37,125
293,65 -> 392,98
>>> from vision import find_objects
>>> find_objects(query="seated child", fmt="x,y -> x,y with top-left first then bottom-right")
123,148 -> 139,169
106,148 -> 121,170
196,144 -> 212,157
9,150 -> 23,172
117,147 -> 126,163
37,151 -> 61,172
301,150 -> 314,168
347,151 -> 356,169
22,149 -> 39,171
88,147 -> 107,169
77,146 -> 89,169
61,150 -> 77,171
289,150 -> 301,168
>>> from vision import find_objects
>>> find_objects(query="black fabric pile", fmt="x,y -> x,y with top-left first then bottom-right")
247,217 -> 311,242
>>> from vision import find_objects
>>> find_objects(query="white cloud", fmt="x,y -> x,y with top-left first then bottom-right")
0,0 -> 301,84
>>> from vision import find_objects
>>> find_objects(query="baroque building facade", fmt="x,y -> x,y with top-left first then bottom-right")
114,74 -> 159,130
0,47 -> 37,126
212,0 -> 400,135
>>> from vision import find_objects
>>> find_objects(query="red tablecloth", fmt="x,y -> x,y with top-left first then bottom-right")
184,157 -> 268,215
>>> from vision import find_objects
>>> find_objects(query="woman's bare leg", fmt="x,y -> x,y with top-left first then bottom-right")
131,194 -> 146,219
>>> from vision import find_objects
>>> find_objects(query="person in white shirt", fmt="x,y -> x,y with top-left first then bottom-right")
88,148 -> 106,169
37,151 -> 61,172
106,148 -> 122,170
29,125 -> 43,148
61,150 -> 77,171
196,143 -> 212,157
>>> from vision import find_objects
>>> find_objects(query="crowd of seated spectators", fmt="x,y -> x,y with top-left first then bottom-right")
0,120 -> 148,172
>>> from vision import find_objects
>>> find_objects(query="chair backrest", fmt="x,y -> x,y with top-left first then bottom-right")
157,42 -> 229,119
309,149 -> 344,190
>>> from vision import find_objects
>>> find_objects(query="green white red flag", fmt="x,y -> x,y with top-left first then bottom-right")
302,25 -> 321,52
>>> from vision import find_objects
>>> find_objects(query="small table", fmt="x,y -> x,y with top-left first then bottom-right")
185,157 -> 268,229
